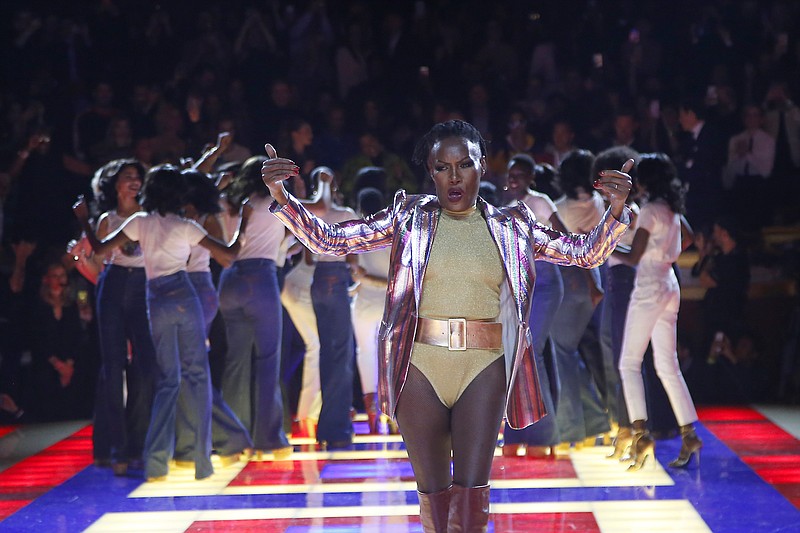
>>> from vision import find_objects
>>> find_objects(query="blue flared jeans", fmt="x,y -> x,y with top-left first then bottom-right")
174,272 -> 252,460
311,262 -> 355,445
144,271 -> 212,479
93,265 -> 155,464
218,259 -> 288,451
504,260 -> 564,446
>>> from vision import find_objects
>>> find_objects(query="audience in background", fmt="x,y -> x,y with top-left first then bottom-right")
2,0 -> 800,425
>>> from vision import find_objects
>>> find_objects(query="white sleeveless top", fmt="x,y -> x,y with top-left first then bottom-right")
98,210 -> 145,268
221,195 -> 284,262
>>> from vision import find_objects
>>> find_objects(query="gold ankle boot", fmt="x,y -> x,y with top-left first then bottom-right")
669,424 -> 702,468
627,420 -> 655,472
608,426 -> 633,460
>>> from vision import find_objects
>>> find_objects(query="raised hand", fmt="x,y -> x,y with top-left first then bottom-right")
594,158 -> 634,219
216,131 -> 232,153
72,195 -> 90,222
261,143 -> 299,205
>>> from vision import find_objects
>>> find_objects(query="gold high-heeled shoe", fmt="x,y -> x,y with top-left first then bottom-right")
627,420 -> 655,472
669,424 -> 703,468
607,426 -> 633,460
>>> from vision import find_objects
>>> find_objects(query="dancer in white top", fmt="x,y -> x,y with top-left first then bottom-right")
86,159 -> 155,476
73,164 -> 248,481
175,169 -> 252,467
218,156 -> 292,458
616,153 -> 699,471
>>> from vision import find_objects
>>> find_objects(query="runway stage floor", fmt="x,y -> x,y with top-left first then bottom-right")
1,406 -> 799,532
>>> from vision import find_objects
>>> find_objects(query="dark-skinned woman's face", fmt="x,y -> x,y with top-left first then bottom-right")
428,136 -> 485,212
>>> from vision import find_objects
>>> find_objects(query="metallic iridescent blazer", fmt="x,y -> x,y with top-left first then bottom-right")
271,191 -> 630,429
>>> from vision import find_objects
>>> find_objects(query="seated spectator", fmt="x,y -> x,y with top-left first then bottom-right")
537,118 -> 578,169
89,116 -> 136,167
487,108 -> 538,180
24,261 -> 94,421
609,108 -> 651,153
692,215 -> 750,356
339,132 -> 417,205
699,329 -> 770,404
315,105 -> 358,173
214,117 -> 251,167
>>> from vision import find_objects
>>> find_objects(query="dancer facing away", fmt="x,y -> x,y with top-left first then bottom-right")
615,152 -> 700,471
261,120 -> 634,532
73,164 -> 248,481
174,169 -> 253,467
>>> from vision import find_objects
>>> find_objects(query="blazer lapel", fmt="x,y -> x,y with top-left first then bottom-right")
482,200 -> 525,323
410,201 -> 439,308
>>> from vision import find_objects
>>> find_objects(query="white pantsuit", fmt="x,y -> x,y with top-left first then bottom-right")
618,200 -> 697,426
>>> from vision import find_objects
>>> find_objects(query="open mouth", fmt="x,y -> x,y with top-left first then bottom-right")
447,188 -> 463,202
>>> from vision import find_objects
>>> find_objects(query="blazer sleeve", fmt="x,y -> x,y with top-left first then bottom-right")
269,192 -> 399,256
524,202 -> 632,268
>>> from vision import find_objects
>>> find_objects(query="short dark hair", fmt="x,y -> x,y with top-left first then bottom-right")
558,149 -> 596,199
533,162 -> 561,199
508,153 -> 536,174
93,158 -> 146,213
182,169 -> 222,216
412,120 -> 487,170
357,187 -> 386,216
225,155 -> 269,207
141,164 -> 186,215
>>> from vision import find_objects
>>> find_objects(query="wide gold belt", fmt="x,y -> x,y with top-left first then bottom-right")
415,317 -> 503,351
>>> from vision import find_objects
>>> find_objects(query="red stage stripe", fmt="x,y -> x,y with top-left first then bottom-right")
0,426 -> 19,439
0,425 -> 93,520
186,513 -> 599,532
699,406 -> 800,511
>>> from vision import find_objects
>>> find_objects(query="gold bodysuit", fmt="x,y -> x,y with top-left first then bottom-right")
410,207 -> 505,407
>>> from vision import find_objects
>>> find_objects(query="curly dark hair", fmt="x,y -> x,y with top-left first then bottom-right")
558,149 -> 596,199
92,158 -> 146,213
411,120 -> 487,170
637,152 -> 686,214
182,169 -> 222,216
224,155 -> 269,208
591,146 -> 639,187
141,164 -> 186,215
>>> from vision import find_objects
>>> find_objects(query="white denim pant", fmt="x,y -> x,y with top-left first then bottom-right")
281,262 -> 322,421
352,285 -> 384,395
618,271 -> 698,426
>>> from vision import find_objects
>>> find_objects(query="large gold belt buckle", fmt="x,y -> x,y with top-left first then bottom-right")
448,318 -> 467,351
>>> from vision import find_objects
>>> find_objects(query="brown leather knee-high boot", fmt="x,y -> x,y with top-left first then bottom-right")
448,484 -> 490,532
418,485 -> 452,533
